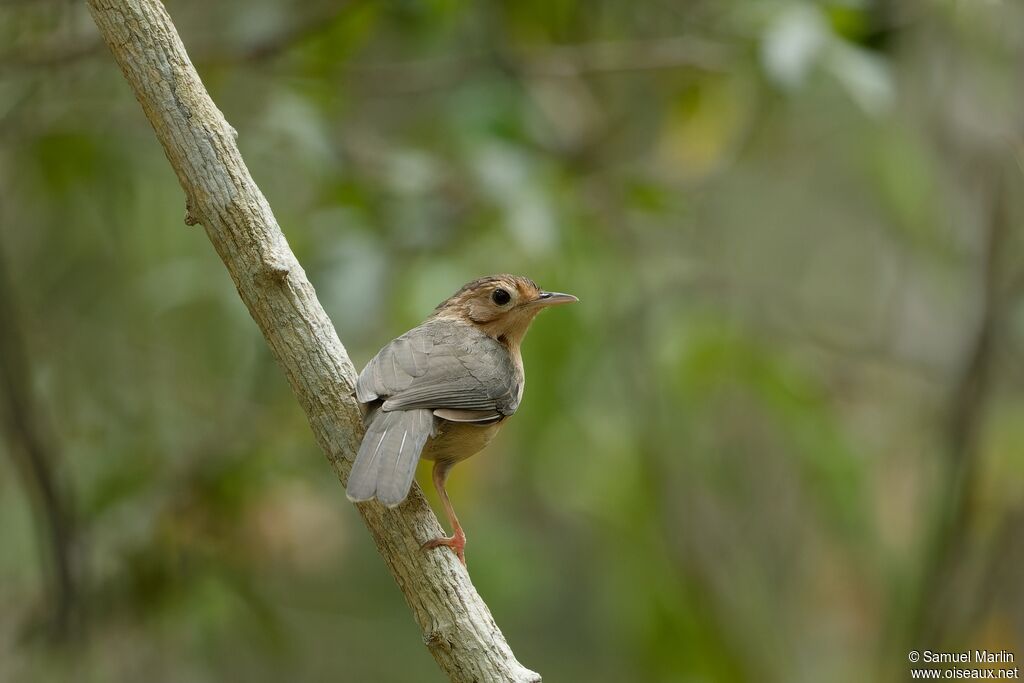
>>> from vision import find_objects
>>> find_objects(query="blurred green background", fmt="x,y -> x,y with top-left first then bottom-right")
2,1 -> 1023,681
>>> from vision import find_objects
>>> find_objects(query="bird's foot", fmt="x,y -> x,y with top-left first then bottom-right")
421,530 -> 466,565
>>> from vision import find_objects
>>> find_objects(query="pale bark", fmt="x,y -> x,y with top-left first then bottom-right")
84,1 -> 540,681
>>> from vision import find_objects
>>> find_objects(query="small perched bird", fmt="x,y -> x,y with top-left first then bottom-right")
347,274 -> 577,563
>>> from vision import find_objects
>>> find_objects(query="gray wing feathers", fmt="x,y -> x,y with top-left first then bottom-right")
358,320 -> 520,415
380,332 -> 520,415
433,408 -> 503,423
346,408 -> 433,507
356,331 -> 433,403
348,320 -> 518,506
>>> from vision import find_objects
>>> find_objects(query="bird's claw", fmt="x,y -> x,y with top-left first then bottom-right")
421,534 -> 466,565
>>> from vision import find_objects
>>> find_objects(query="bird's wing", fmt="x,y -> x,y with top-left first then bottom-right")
432,408 -> 504,423
356,325 -> 433,403
357,320 -> 520,417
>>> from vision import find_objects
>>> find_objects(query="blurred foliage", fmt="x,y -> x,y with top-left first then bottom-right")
1,0 -> 1023,681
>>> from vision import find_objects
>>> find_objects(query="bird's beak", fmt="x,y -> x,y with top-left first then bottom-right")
532,291 -> 579,307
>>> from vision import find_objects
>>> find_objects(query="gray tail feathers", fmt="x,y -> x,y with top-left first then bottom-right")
347,408 -> 433,507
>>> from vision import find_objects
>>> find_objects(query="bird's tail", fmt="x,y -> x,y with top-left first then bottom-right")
347,408 -> 433,507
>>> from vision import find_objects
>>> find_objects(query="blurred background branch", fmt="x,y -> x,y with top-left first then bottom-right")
911,157 -> 1016,649
0,238 -> 78,639
0,0 -> 354,71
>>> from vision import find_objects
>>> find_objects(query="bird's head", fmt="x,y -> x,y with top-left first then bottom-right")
432,274 -> 577,348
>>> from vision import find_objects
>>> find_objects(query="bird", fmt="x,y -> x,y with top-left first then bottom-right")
346,274 -> 577,564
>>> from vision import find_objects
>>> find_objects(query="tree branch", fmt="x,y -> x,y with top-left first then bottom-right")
907,161 -> 1010,649
0,239 -> 77,639
84,1 -> 540,681
339,37 -> 731,96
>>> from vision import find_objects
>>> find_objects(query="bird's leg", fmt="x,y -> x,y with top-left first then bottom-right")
420,460 -> 466,564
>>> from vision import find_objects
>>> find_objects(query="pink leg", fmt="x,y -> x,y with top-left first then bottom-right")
420,461 -> 466,564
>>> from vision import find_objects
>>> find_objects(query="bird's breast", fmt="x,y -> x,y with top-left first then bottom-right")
422,418 -> 506,465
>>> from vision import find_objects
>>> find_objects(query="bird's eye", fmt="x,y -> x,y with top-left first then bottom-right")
491,288 -> 511,305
